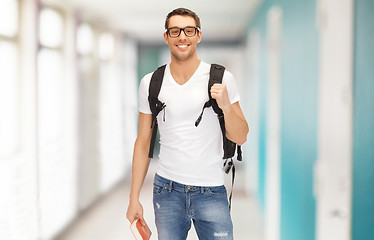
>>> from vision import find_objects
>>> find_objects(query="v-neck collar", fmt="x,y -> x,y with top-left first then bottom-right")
166,61 -> 202,87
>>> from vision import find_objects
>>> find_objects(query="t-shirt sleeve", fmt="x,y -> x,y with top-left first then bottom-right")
222,70 -> 240,104
138,73 -> 152,114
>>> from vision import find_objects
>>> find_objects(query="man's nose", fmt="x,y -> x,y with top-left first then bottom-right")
179,30 -> 188,39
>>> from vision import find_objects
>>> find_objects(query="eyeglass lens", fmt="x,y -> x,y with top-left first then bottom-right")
168,27 -> 197,38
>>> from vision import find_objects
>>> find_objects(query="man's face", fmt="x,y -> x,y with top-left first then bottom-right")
164,15 -> 202,62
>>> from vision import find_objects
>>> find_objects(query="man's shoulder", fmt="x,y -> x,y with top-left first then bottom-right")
139,64 -> 170,93
139,72 -> 154,94
142,64 -> 169,80
204,62 -> 235,82
140,71 -> 156,86
143,71 -> 155,80
222,68 -> 234,80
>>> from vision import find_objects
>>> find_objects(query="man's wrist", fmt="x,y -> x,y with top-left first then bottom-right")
130,193 -> 140,202
222,103 -> 233,115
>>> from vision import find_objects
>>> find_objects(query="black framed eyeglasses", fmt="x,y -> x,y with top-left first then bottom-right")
166,26 -> 200,38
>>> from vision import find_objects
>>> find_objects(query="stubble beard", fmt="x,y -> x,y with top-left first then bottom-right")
170,46 -> 197,62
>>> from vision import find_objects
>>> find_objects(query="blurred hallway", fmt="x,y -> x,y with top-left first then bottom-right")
55,161 -> 263,240
1,0 -> 374,240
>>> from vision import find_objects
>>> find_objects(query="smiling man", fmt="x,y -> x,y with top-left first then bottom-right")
126,8 -> 249,240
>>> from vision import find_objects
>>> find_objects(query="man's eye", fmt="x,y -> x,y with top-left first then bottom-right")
170,30 -> 179,35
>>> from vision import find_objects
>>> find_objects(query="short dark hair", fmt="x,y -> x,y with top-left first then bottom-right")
165,8 -> 201,29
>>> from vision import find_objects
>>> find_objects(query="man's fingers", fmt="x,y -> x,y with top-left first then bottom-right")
210,92 -> 218,99
126,203 -> 144,224
138,215 -> 146,226
211,84 -> 226,95
126,212 -> 135,223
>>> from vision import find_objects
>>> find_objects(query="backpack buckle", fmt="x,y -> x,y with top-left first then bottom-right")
222,158 -> 233,174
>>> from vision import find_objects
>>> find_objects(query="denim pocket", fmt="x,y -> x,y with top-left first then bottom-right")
206,186 -> 227,198
153,183 -> 168,197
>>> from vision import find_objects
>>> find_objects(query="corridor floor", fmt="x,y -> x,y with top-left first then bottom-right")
56,161 -> 263,240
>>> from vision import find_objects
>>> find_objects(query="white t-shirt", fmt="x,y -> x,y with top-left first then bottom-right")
138,61 -> 240,186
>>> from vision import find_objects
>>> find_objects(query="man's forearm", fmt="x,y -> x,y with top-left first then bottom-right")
129,140 -> 152,201
222,103 -> 249,146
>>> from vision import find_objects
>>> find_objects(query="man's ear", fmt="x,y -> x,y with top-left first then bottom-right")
197,31 -> 202,44
163,32 -> 169,44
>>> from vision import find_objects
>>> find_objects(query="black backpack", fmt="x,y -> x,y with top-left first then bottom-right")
147,63 -> 242,208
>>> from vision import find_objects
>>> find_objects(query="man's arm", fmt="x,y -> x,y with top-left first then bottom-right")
211,84 -> 249,145
126,112 -> 153,225
221,102 -> 248,145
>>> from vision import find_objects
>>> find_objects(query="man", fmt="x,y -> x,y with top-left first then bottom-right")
126,8 -> 249,240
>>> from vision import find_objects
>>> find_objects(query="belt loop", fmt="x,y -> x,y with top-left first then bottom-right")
201,187 -> 204,193
168,179 -> 173,192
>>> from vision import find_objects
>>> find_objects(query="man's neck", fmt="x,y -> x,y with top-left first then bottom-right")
170,58 -> 201,85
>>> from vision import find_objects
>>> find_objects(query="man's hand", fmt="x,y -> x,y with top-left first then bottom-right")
210,83 -> 231,111
126,199 -> 146,226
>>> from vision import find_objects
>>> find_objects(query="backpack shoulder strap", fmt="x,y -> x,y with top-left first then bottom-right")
148,64 -> 166,158
149,64 -> 166,99
208,64 -> 225,116
194,64 -> 225,127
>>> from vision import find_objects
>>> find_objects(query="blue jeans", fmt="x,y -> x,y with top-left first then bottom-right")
153,174 -> 233,240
